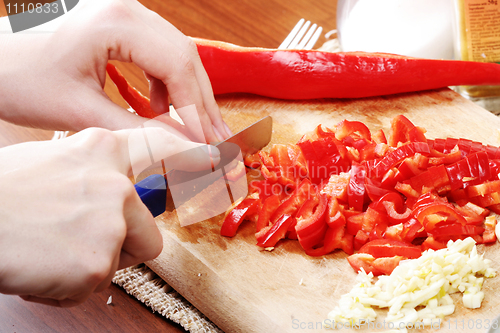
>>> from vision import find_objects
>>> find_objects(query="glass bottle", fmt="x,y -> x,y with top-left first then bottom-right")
452,0 -> 500,114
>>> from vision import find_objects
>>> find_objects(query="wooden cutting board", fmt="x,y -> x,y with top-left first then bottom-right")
147,88 -> 500,333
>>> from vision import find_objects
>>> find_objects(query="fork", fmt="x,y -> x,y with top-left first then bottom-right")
278,18 -> 323,50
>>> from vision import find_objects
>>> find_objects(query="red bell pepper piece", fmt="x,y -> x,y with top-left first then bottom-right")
429,224 -> 485,238
305,224 -> 353,256
297,137 -> 349,185
408,164 -> 451,194
194,39 -> 500,100
348,163 -> 366,212
347,253 -> 404,276
220,198 -> 260,237
358,239 -> 422,259
334,120 -> 372,142
445,151 -> 491,191
327,197 -> 346,229
421,236 -> 447,251
269,144 -> 297,188
372,142 -> 430,178
482,216 -> 497,243
256,194 -> 281,232
296,193 -> 329,250
413,201 -> 467,232
256,215 -> 295,248
106,63 -> 158,119
269,179 -> 314,224
388,115 -> 427,147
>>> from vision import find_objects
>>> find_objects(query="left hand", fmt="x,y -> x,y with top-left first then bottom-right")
0,0 -> 231,143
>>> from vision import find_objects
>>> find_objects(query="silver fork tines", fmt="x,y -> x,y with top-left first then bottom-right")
278,18 -> 323,50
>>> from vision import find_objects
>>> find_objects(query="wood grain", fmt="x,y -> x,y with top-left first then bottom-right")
148,89 -> 500,333
0,0 -> 342,331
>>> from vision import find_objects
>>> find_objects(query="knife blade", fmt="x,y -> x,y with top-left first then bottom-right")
134,116 -> 273,217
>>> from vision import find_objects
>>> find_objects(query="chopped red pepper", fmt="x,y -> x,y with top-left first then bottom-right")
256,215 -> 294,248
221,198 -> 260,237
296,193 -> 329,250
219,115 -> 500,276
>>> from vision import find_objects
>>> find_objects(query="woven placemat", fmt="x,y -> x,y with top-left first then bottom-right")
112,264 -> 223,333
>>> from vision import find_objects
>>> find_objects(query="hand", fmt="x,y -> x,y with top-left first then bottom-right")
0,0 -> 231,143
0,126 -> 219,307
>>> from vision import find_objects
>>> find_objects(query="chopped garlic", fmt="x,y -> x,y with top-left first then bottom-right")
328,237 -> 496,328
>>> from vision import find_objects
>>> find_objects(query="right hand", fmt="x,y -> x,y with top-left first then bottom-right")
0,126 -> 219,307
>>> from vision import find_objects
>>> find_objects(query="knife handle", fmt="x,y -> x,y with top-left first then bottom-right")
134,174 -> 167,217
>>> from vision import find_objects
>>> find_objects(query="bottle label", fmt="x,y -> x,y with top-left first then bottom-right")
464,0 -> 500,62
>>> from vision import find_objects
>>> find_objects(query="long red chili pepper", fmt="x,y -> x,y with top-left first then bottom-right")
194,38 -> 500,99
106,63 -> 158,119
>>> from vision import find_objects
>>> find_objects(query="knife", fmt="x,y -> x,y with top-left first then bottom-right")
135,116 -> 273,217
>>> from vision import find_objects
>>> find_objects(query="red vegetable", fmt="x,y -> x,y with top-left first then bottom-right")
256,215 -> 294,248
358,239 -> 422,259
194,38 -> 500,100
296,193 -> 329,249
106,63 -> 157,119
221,198 -> 260,237
221,115 -> 500,276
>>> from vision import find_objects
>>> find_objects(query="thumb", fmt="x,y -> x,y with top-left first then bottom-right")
115,126 -> 220,179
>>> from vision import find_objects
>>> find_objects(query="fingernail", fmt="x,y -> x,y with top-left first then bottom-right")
207,145 -> 220,168
224,122 -> 233,137
207,144 -> 220,158
213,125 -> 224,142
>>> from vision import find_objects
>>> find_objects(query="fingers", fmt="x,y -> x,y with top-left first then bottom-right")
114,126 -> 220,179
106,1 -> 230,143
118,190 -> 163,270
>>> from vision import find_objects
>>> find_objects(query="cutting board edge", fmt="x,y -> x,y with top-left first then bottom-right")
147,229 -> 288,333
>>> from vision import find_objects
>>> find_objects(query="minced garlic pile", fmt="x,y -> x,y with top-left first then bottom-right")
327,237 -> 496,330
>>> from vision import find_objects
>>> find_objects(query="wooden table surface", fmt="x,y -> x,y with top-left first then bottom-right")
0,0 -> 337,332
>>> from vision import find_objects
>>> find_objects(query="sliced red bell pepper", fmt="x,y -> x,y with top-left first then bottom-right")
413,200 -> 467,231
256,214 -> 294,247
221,198 -> 260,237
327,197 -> 346,229
482,216 -> 497,243
287,144 -> 309,180
270,179 -> 313,224
359,239 -> 422,259
348,163 -> 366,212
334,120 -> 372,142
372,142 -> 430,178
304,224 -> 353,256
347,253 -> 404,276
296,193 -> 329,249
421,236 -> 447,251
269,144 -> 296,189
371,192 -> 411,225
297,137 -> 349,185
408,164 -> 450,194
388,115 -> 427,147
256,194 -> 281,232
446,151 -> 491,190
429,224 -> 485,238
258,151 -> 279,184
321,172 -> 350,202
